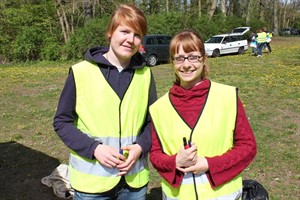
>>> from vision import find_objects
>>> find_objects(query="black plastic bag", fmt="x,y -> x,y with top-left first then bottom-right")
242,179 -> 269,200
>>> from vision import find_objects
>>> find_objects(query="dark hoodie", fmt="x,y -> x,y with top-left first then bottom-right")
53,46 -> 157,159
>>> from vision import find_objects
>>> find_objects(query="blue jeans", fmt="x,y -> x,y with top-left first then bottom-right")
73,178 -> 147,200
257,42 -> 266,56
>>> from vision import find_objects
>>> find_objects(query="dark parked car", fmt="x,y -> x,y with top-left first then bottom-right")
138,34 -> 172,67
281,28 -> 299,36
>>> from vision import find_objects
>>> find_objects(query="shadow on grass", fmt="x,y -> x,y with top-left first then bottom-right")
0,141 -> 61,199
0,141 -> 164,199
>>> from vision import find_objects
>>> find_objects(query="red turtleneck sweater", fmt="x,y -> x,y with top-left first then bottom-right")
150,79 -> 257,188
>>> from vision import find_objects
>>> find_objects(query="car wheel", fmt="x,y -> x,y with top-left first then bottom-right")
212,49 -> 220,57
147,55 -> 158,67
238,47 -> 244,54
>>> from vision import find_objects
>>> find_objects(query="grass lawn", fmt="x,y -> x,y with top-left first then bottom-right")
0,37 -> 299,199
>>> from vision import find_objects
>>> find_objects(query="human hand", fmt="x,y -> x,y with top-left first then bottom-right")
175,143 -> 197,168
93,144 -> 125,168
116,144 -> 142,176
177,156 -> 209,174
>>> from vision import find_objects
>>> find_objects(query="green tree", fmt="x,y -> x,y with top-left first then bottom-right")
0,0 -> 60,62
0,0 -> 300,63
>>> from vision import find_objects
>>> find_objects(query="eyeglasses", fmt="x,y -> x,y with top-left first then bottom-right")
173,55 -> 202,64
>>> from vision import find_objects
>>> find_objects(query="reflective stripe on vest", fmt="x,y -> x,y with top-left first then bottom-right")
150,81 -> 242,199
70,61 -> 151,193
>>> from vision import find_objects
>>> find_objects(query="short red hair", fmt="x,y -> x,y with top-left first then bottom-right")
106,4 -> 147,41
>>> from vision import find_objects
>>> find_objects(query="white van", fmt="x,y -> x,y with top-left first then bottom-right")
204,33 -> 248,57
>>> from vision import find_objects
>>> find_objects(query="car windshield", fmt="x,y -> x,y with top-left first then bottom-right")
232,28 -> 246,33
206,36 -> 223,43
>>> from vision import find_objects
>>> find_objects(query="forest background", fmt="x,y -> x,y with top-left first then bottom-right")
0,0 -> 300,200
0,0 -> 300,64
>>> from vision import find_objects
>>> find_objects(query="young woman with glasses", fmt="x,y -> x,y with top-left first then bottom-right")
149,30 -> 257,200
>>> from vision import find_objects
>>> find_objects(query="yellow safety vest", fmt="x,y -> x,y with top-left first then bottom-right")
150,81 -> 242,200
69,61 -> 151,193
256,32 -> 267,43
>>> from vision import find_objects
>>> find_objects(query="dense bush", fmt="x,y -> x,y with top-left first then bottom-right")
41,36 -> 62,61
147,12 -> 186,36
62,17 -> 109,60
12,27 -> 43,62
0,2 -> 57,63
